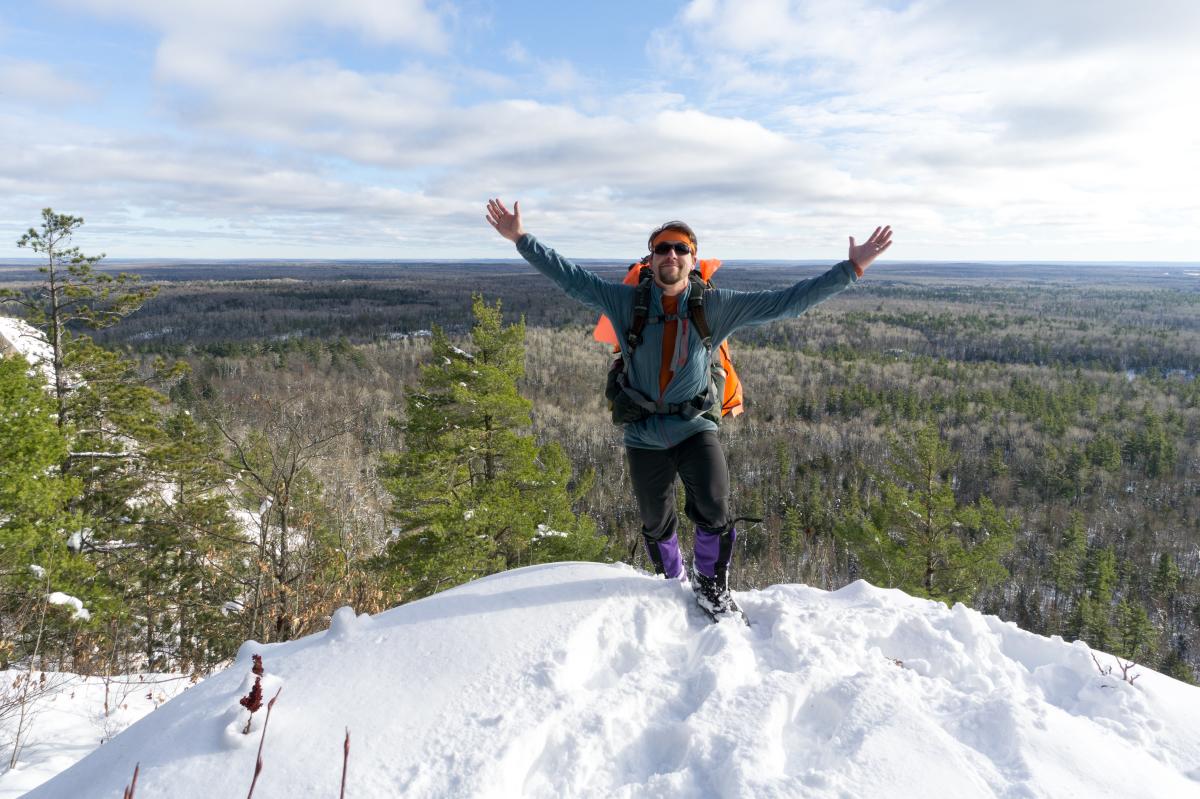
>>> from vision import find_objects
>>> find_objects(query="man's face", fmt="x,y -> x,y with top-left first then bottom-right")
649,240 -> 695,290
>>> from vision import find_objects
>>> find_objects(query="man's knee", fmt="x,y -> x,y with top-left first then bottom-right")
685,490 -> 729,532
640,510 -> 677,541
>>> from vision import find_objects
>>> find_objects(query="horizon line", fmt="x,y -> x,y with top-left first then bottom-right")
2,257 -> 1200,267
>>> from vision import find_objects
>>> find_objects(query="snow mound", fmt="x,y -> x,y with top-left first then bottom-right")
22,563 -> 1200,798
0,315 -> 53,383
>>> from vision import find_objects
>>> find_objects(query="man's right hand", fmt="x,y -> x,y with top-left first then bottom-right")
486,198 -> 524,243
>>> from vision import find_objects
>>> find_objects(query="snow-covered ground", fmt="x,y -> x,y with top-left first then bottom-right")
0,671 -> 193,797
6,562 -> 1200,798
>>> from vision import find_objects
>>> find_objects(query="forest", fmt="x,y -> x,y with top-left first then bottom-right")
2,211 -> 1198,691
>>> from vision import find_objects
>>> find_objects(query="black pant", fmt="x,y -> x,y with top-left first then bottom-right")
627,430 -> 730,542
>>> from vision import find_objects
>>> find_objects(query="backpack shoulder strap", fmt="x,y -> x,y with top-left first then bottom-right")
686,271 -> 713,351
625,263 -> 654,352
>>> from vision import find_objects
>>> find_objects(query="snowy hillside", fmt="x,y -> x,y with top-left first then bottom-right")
16,563 -> 1200,798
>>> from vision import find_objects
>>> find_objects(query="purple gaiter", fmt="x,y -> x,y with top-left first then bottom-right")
694,526 -> 736,578
656,532 -> 684,580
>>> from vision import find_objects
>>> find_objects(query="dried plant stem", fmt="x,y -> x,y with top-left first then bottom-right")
9,576 -> 51,770
340,728 -> 350,799
1091,652 -> 1141,685
245,688 -> 281,799
122,762 -> 140,799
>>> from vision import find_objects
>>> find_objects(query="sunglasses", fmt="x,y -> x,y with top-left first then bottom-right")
652,242 -> 692,256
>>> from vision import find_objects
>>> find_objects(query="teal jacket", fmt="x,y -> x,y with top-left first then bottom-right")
516,233 -> 860,450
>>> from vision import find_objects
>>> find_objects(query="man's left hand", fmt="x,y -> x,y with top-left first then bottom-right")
849,225 -> 893,273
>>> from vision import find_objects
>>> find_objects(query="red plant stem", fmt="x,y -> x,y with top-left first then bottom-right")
340,728 -> 350,799
246,688 -> 282,799
122,762 -> 140,799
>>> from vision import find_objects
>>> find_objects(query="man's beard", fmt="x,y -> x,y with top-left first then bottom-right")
655,263 -> 688,287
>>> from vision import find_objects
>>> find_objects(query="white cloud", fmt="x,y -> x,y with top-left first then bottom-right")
504,42 -> 530,65
540,59 -> 584,93
650,0 -> 1200,258
64,0 -> 449,53
154,49 -> 452,144
0,59 -> 91,104
0,125 -> 470,256
3,1 -> 1197,259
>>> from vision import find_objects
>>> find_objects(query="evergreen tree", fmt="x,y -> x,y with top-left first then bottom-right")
0,355 -> 93,664
0,355 -> 80,576
1114,598 -> 1157,663
1068,595 -> 1113,651
1048,511 -> 1088,633
779,505 -> 803,563
836,425 -> 1015,605
1085,432 -> 1122,472
2,209 -> 243,671
379,296 -> 603,601
1151,553 -> 1182,603
1123,410 -> 1176,478
2,209 -> 155,431
3,209 -> 177,556
1083,546 -> 1118,604
1066,545 -> 1118,649
132,411 -> 246,670
1050,512 -> 1087,601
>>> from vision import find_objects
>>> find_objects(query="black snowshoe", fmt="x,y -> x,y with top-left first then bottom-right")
692,571 -> 749,626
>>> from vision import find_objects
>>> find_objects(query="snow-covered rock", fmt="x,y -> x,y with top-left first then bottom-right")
11,562 -> 1200,798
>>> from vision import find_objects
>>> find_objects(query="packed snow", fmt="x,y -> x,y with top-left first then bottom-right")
6,562 -> 1200,798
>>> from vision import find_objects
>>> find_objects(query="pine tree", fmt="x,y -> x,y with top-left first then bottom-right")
1048,511 -> 1088,632
1085,432 -> 1122,472
1050,512 -> 1087,599
0,356 -> 78,571
1083,546 -> 1118,604
0,355 -> 91,664
1114,598 -> 1157,663
2,209 -> 241,670
133,411 -> 245,670
1066,545 -> 1118,650
3,210 -> 176,556
379,296 -> 603,601
1150,553 -> 1182,603
836,425 -> 1016,605
1068,595 -> 1113,651
2,209 -> 156,431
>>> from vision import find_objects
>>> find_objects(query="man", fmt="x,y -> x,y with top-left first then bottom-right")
486,198 -> 892,618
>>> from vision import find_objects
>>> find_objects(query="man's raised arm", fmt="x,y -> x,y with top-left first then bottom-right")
709,225 -> 894,338
484,198 -> 628,317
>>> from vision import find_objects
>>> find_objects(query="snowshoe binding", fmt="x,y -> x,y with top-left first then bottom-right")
692,571 -> 749,626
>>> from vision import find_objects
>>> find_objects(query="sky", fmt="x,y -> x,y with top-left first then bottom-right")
1,0 -> 1198,261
